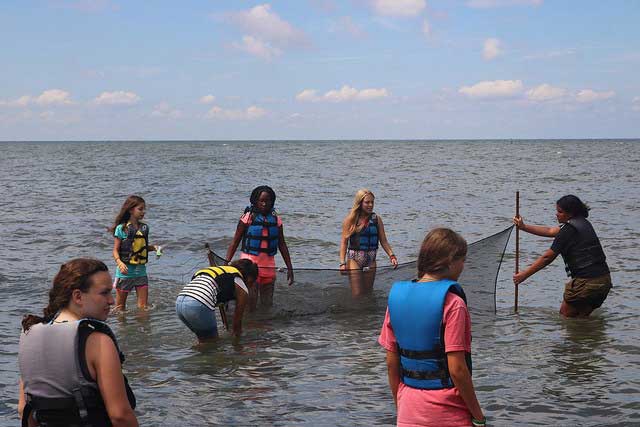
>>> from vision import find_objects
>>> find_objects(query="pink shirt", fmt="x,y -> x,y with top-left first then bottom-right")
378,293 -> 473,427
239,212 -> 282,280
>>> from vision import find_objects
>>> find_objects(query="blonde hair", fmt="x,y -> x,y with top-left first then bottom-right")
417,228 -> 467,277
343,189 -> 375,236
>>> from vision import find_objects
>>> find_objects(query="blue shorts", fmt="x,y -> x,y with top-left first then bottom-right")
175,295 -> 218,339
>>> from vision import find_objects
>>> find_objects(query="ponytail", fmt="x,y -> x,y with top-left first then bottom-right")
22,259 -> 108,332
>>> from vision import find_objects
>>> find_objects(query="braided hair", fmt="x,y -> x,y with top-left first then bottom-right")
248,185 -> 277,213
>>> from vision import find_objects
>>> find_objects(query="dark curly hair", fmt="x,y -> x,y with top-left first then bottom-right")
249,186 -> 276,212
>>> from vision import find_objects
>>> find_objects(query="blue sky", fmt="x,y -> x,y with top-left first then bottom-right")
1,0 -> 639,140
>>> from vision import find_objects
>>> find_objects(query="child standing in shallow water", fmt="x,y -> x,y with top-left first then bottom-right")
111,195 -> 159,311
379,228 -> 485,427
226,186 -> 294,310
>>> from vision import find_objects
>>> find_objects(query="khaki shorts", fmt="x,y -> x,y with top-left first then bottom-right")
563,273 -> 612,309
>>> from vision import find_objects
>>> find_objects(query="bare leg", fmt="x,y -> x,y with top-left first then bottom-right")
259,281 -> 275,308
115,289 -> 128,310
136,286 -> 149,309
361,261 -> 377,295
347,259 -> 364,297
560,300 -> 593,318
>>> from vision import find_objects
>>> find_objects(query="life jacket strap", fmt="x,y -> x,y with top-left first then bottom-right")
72,388 -> 91,427
21,401 -> 33,427
401,367 -> 451,382
398,347 -> 443,359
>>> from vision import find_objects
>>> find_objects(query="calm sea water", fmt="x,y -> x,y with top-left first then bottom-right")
1,140 -> 639,426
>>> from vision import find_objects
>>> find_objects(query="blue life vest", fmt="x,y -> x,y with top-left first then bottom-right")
348,213 -> 379,251
241,210 -> 280,256
388,279 -> 471,390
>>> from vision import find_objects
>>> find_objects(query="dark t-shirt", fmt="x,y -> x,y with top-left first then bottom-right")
550,223 -> 609,278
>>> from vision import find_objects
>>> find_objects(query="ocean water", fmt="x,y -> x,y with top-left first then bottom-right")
0,139 -> 638,426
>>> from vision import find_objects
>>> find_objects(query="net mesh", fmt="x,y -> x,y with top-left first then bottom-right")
203,226 -> 513,315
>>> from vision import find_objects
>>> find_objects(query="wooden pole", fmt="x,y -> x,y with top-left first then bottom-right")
515,191 -> 520,312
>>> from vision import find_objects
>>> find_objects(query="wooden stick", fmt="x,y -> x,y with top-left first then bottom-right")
515,191 -> 520,313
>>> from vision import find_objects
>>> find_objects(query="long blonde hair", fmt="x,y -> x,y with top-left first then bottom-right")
343,189 -> 375,236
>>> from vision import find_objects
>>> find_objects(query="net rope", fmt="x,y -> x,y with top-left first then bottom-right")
201,226 -> 513,315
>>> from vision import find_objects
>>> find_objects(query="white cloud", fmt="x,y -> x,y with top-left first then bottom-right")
459,80 -> 523,99
232,4 -> 305,46
467,0 -> 542,8
296,85 -> 390,102
526,84 -> 566,102
150,102 -> 182,119
296,89 -> 320,102
246,106 -> 266,119
233,35 -> 282,60
206,105 -> 266,120
324,85 -> 359,102
0,95 -> 32,108
35,89 -> 73,106
483,38 -> 502,60
633,97 -> 640,112
200,95 -> 216,104
93,91 -> 141,106
0,89 -> 73,107
576,89 -> 615,103
356,88 -> 390,100
372,0 -> 426,17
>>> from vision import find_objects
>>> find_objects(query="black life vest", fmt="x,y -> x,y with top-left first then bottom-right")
561,217 -> 608,277
118,222 -> 149,265
20,319 -> 136,427
192,266 -> 247,304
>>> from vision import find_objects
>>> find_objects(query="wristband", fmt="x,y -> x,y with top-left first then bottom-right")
471,416 -> 486,427
339,262 -> 346,266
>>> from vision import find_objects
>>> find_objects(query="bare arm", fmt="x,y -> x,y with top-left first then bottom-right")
232,285 -> 248,336
447,351 -> 484,422
18,379 -> 38,426
513,248 -> 558,285
226,221 -> 247,262
86,333 -> 138,427
112,238 -> 128,274
376,215 -> 398,268
385,350 -> 401,407
278,225 -> 294,285
339,219 -> 350,270
514,216 -> 560,237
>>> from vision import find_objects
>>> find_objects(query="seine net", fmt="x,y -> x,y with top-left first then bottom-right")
203,226 -> 513,316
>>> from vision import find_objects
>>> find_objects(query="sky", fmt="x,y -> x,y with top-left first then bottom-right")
1,0 -> 639,141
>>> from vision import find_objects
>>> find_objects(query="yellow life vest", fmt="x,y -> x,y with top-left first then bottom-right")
192,266 -> 243,281
118,223 -> 149,265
